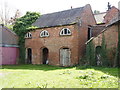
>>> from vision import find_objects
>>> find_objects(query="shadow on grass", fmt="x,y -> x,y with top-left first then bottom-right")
76,65 -> 119,78
1,64 -> 74,71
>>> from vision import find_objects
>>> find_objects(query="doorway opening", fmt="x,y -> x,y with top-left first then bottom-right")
42,48 -> 49,64
95,46 -> 102,66
88,27 -> 92,40
27,48 -> 32,64
60,48 -> 71,66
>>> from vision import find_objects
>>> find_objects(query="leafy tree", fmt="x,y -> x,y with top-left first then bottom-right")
94,10 -> 100,14
9,9 -> 21,25
13,11 -> 40,63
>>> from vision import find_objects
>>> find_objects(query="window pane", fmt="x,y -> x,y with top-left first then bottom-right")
61,31 -> 64,34
68,30 -> 70,34
41,32 -> 43,37
44,31 -> 46,36
40,30 -> 49,37
28,33 -> 30,37
46,32 -> 48,36
30,34 -> 32,37
64,29 -> 67,34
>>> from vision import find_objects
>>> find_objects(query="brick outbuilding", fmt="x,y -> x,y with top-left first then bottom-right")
25,4 -> 96,66
87,15 -> 119,66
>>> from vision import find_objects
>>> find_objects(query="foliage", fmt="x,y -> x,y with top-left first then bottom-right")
94,10 -> 100,14
5,24 -> 14,30
114,22 -> 120,67
101,34 -> 109,66
117,23 -> 120,67
1,65 -> 119,88
13,11 -> 40,63
86,41 -> 96,66
26,26 -> 39,30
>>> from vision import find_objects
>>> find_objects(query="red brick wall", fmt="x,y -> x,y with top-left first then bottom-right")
25,5 -> 96,66
104,6 -> 119,24
91,25 -> 106,37
78,4 -> 96,58
93,24 -> 118,48
25,25 -> 80,66
92,24 -> 118,66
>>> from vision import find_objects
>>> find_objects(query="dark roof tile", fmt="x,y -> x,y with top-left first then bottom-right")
32,6 -> 84,28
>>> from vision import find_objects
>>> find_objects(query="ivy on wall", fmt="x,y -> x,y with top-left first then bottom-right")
85,34 -> 109,67
100,33 -> 109,66
114,21 -> 120,67
13,12 -> 40,64
86,41 -> 96,66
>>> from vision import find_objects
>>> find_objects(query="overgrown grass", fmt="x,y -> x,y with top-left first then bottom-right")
0,65 -> 119,88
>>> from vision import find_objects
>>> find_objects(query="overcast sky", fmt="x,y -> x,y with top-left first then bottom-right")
0,0 -> 120,17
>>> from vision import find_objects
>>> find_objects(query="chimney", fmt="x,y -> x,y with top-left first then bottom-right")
107,2 -> 111,11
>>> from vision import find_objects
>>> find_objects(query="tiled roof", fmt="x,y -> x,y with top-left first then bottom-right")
32,6 -> 85,28
94,12 -> 106,24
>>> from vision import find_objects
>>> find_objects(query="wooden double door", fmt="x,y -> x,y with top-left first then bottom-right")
60,48 -> 71,66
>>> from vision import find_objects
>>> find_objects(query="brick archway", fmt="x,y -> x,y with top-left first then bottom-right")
42,48 -> 49,64
26,48 -> 32,64
95,46 -> 102,66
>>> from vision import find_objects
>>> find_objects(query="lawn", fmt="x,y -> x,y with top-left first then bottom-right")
0,65 -> 119,88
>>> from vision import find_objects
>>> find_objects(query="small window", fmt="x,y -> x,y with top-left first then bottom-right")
25,32 -> 32,38
60,28 -> 71,36
40,30 -> 49,37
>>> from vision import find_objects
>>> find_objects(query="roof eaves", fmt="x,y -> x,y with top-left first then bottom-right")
85,37 -> 94,44
35,22 -> 77,29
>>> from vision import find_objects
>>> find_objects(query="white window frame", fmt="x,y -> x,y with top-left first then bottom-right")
25,32 -> 32,38
40,30 -> 49,37
60,28 -> 71,36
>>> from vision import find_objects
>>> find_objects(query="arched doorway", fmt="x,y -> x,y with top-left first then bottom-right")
27,48 -> 32,64
60,48 -> 71,66
95,46 -> 102,66
42,48 -> 49,64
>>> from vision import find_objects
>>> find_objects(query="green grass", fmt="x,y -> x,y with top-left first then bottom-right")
0,65 -> 119,88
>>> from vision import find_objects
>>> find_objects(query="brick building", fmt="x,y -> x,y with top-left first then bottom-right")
25,4 -> 96,66
103,6 -> 119,25
87,15 -> 119,66
91,6 -> 119,38
85,5 -> 119,66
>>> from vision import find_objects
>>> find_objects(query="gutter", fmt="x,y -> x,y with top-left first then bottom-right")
0,44 -> 19,47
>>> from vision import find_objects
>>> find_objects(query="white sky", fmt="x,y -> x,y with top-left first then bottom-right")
0,0 -> 120,17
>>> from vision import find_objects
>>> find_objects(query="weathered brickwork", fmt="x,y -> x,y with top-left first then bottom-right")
25,25 -> 79,65
92,25 -> 118,48
92,23 -> 118,65
25,4 -> 96,66
104,6 -> 119,24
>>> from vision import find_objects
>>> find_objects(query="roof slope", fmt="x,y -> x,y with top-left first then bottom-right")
0,24 -> 18,45
32,5 -> 86,28
94,12 -> 106,24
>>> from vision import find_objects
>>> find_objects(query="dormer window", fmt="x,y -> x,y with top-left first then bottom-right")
60,28 -> 71,36
40,30 -> 49,37
25,32 -> 32,38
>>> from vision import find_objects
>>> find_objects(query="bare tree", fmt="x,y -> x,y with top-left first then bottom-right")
0,1 -> 21,25
0,2 -> 10,25
9,9 -> 21,25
